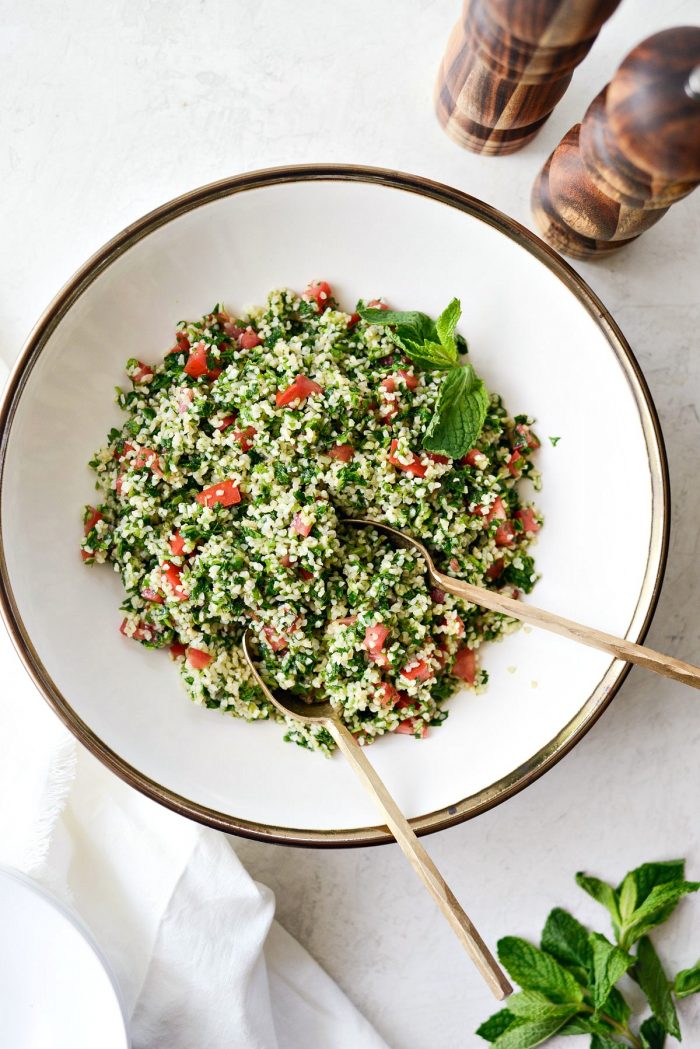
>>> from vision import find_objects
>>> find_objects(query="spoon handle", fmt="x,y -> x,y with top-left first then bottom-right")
434,571 -> 700,689
326,718 -> 512,1001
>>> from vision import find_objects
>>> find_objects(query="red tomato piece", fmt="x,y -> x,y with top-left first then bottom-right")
377,682 -> 400,707
187,647 -> 212,669
462,448 -> 485,467
515,507 -> 540,533
115,472 -> 125,496
177,388 -> 194,414
495,522 -> 516,548
196,479 -> 241,508
134,448 -> 164,478
263,626 -> 288,652
275,374 -> 323,408
141,587 -> 164,604
119,618 -> 153,642
184,342 -> 209,378
132,361 -> 154,383
303,280 -> 332,311
279,554 -> 293,568
292,512 -> 312,538
430,587 -> 446,604
238,327 -> 262,349
452,646 -> 476,684
486,558 -> 505,581
84,507 -> 103,534
514,422 -> 540,450
381,370 -> 419,394
486,496 -> 508,522
80,549 -> 92,562
328,443 -> 354,462
387,439 -> 427,478
170,642 -> 187,658
348,312 -> 360,327
208,368 -> 223,380
507,450 -> 522,477
168,332 -> 190,355
298,568 -> 314,582
395,718 -> 428,738
367,299 -> 389,310
401,659 -> 432,682
427,452 -> 450,465
364,623 -> 390,658
169,531 -> 187,556
161,562 -> 189,601
233,425 -> 257,452
215,413 -> 238,431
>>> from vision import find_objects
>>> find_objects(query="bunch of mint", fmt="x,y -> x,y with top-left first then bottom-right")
477,860 -> 700,1048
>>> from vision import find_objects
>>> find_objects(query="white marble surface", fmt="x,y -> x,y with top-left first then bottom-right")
3,1 -> 700,1046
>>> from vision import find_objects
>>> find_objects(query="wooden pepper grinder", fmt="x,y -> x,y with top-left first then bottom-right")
532,27 -> 700,258
435,0 -> 621,155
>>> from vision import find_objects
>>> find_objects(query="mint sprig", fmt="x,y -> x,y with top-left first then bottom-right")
359,298 -> 489,458
477,859 -> 700,1048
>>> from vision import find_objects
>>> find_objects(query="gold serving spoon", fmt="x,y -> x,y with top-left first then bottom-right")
242,632 -> 512,1001
344,518 -> 700,690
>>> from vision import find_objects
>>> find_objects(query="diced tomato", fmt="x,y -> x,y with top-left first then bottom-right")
462,448 -> 486,468
276,374 -> 323,408
141,587 -> 164,604
292,512 -> 312,538
430,587 -> 446,604
238,327 -> 262,349
196,479 -> 241,508
486,496 -> 508,522
184,342 -> 209,378
303,280 -> 332,311
454,615 -> 465,637
507,450 -> 522,477
223,320 -> 243,339
80,549 -> 92,562
133,447 -> 164,477
377,682 -> 400,707
169,642 -> 187,658
233,425 -> 257,452
115,472 -> 125,496
132,361 -> 154,383
515,507 -> 540,534
215,413 -> 237,431
298,568 -> 314,582
401,659 -> 432,682
208,368 -> 223,380
84,507 -> 103,534
116,441 -> 134,461
427,452 -> 450,465
449,557 -> 460,573
161,562 -> 189,601
396,718 -> 428,738
486,558 -> 505,581
332,615 -> 358,627
453,646 -> 476,684
364,623 -> 390,660
169,331 -> 190,355
169,531 -> 187,556
263,626 -> 288,652
381,369 -> 418,394
514,422 -> 540,450
367,299 -> 389,310
187,647 -> 212,669
348,312 -> 360,327
119,618 -> 153,643
279,554 -> 293,569
495,522 -> 516,548
387,439 -> 427,478
328,443 -> 354,462
177,388 -> 194,413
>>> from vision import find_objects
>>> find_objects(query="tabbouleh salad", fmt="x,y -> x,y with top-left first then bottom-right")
81,281 -> 542,754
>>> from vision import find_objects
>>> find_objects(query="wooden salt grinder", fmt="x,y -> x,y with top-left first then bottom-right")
532,27 -> 700,258
435,0 -> 621,155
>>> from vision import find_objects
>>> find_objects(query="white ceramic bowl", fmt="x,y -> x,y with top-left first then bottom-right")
0,166 -> 668,845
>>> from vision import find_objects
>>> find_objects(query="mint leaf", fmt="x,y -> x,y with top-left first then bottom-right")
476,1009 -> 522,1042
357,307 -> 437,348
423,363 -> 489,459
634,936 -> 680,1039
590,1035 -> 625,1049
559,1016 -> 619,1037
674,958 -> 700,999
619,881 -> 700,949
576,872 -> 621,930
506,991 -> 580,1021
618,861 -> 685,921
497,938 -> 583,1004
402,338 -> 458,371
541,908 -> 592,979
491,1014 -> 577,1048
435,297 -> 461,358
640,1015 -> 667,1049
589,933 -> 634,1012
601,985 -> 631,1025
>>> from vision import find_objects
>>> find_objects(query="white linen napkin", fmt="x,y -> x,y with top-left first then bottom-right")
0,621 -> 387,1049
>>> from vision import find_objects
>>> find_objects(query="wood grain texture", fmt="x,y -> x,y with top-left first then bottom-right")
435,0 -> 621,155
327,719 -> 513,1001
532,26 -> 700,257
432,569 -> 700,689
